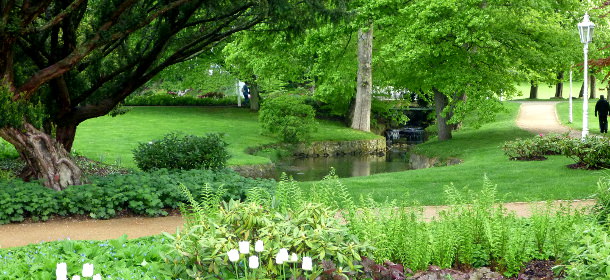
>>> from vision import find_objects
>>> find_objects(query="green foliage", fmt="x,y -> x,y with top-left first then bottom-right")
166,183 -> 370,279
0,169 -> 274,224
0,235 -> 184,279
370,98 -> 410,128
562,222 -> 610,279
133,132 -> 230,172
0,140 -> 18,159
124,94 -> 236,106
562,136 -> 610,169
347,178 -> 585,276
259,94 -> 318,143
592,177 -> 610,226
502,133 -> 570,160
0,85 -> 45,129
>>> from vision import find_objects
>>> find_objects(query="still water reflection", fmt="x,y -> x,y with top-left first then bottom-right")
274,149 -> 436,181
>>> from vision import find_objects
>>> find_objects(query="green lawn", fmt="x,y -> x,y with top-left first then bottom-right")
513,81 -> 584,100
556,99 -> 605,135
300,102 -> 600,205
73,106 -> 380,168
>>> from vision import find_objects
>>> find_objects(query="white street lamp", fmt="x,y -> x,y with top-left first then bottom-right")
568,66 -> 574,123
578,13 -> 595,139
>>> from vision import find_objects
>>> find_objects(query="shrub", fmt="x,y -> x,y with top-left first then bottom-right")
124,94 -> 236,106
0,169 -> 275,224
562,136 -> 610,169
133,132 -> 230,171
502,133 -> 570,160
502,137 -> 546,160
166,184 -> 370,279
259,94 -> 317,143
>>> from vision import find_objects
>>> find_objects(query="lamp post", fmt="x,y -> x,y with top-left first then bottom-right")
578,13 -> 595,139
569,66 -> 573,123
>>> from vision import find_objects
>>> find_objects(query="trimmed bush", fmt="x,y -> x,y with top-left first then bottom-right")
124,94 -> 236,106
259,94 -> 317,143
502,133 -> 570,160
0,169 -> 275,224
133,132 -> 230,171
562,136 -> 610,169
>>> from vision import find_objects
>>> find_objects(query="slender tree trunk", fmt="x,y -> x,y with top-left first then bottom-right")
249,82 -> 260,111
433,89 -> 452,141
351,24 -> 373,132
0,123 -> 82,190
529,80 -> 538,99
555,71 -> 564,98
590,74 -> 596,99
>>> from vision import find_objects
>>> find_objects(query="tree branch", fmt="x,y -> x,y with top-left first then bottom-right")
23,0 -> 86,34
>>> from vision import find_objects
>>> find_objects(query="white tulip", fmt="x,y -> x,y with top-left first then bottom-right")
56,263 -> 67,280
302,257 -> 313,271
249,256 -> 260,269
276,248 -> 289,264
71,276 -> 81,280
254,240 -> 264,252
92,274 -> 102,280
238,241 -> 250,254
289,253 -> 298,263
228,249 -> 240,262
82,263 -> 94,277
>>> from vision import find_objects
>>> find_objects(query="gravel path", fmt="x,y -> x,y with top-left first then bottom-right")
0,102 -> 595,248
515,101 -> 580,137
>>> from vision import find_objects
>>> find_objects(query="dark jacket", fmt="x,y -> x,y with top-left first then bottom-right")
595,99 -> 610,117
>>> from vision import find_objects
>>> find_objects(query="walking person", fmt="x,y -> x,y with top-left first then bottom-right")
242,84 -> 250,106
595,95 -> 610,133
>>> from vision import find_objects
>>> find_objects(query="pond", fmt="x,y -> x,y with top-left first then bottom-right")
273,148 -> 449,181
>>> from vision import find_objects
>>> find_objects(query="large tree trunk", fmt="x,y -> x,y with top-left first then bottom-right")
590,74 -> 596,99
555,71 -> 564,98
351,25 -> 373,132
579,82 -> 584,98
529,80 -> 538,99
56,123 -> 78,152
433,89 -> 452,141
0,123 -> 82,190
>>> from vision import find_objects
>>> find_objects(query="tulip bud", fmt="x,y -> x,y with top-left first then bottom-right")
238,241 -> 250,254
289,253 -> 298,263
249,256 -> 260,269
82,263 -> 94,277
228,249 -> 240,262
56,263 -> 67,280
254,240 -> 264,252
92,274 -> 102,280
302,257 -> 313,271
71,276 -> 81,280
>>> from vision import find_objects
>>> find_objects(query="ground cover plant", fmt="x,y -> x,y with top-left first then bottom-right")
73,107 -> 379,168
299,102 -> 599,205
1,174 -> 607,279
0,235 -> 181,280
0,169 -> 274,224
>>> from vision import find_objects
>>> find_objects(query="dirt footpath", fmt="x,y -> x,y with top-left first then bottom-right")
515,101 -> 580,137
0,215 -> 184,248
0,101 -> 595,249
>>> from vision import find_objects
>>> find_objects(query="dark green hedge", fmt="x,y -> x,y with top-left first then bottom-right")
0,169 -> 275,224
124,95 -> 237,106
